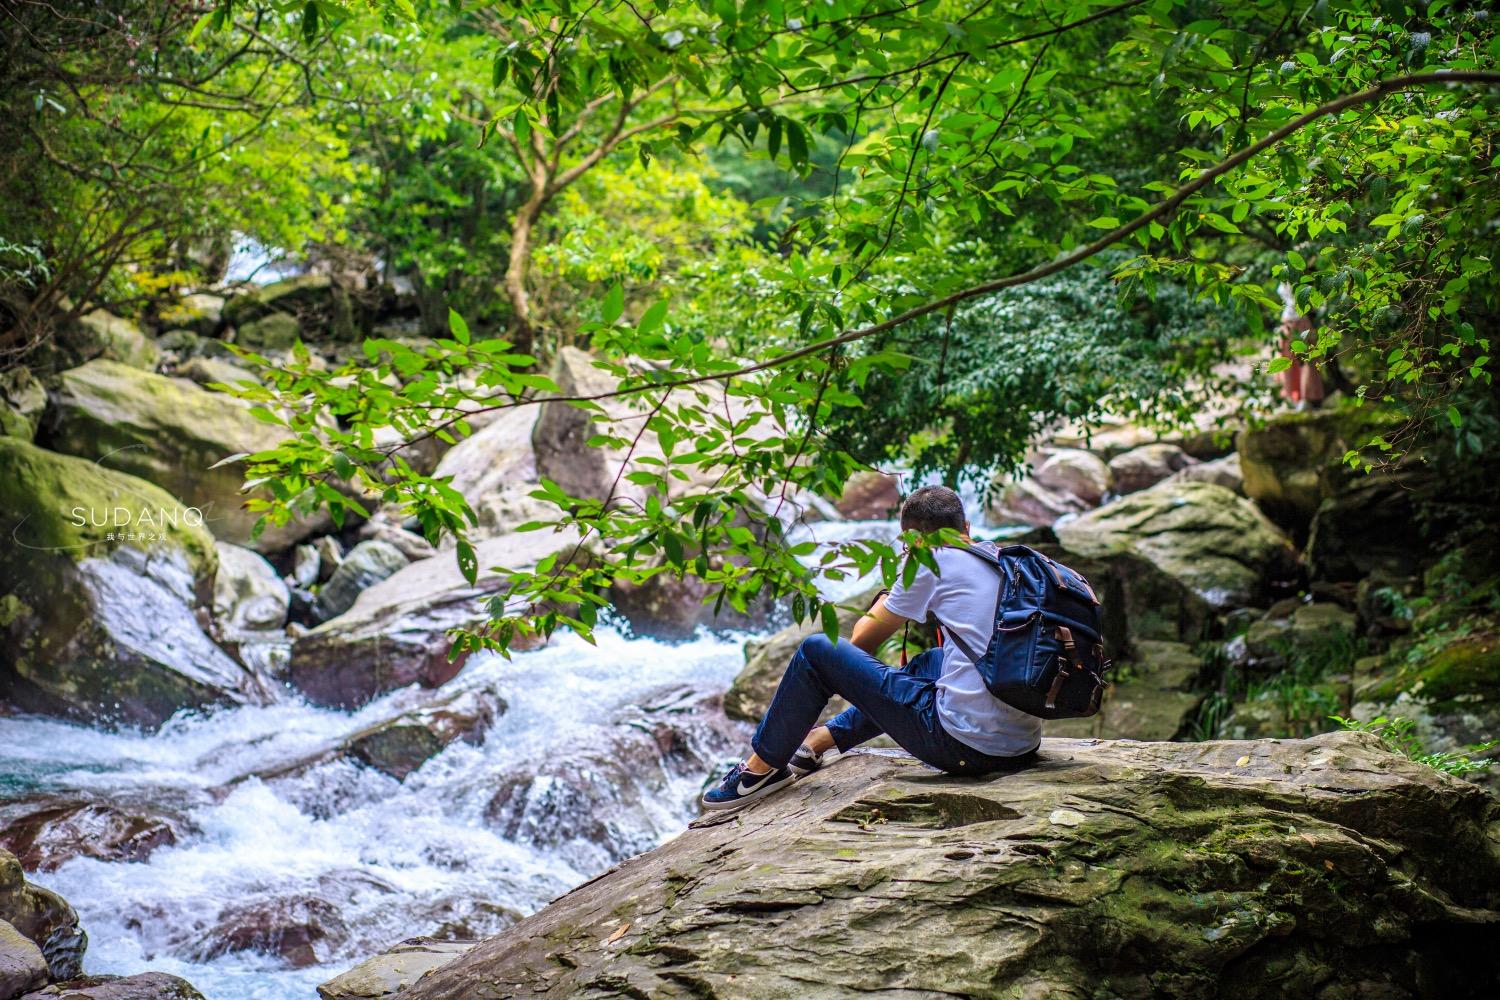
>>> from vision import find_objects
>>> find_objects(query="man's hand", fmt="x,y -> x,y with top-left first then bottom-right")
851,593 -> 907,655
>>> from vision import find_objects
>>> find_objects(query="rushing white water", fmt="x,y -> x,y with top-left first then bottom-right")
2,628 -> 749,1000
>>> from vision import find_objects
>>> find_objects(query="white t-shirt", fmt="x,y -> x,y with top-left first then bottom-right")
883,543 -> 1043,756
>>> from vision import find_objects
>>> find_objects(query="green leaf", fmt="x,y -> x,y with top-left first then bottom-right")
637,299 -> 669,336
1267,356 -> 1293,374
448,308 -> 471,345
1447,406 -> 1463,430
820,601 -> 839,642
456,539 -> 478,585
602,283 -> 624,324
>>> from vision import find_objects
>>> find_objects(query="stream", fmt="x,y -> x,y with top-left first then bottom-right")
1,629 -> 749,999
0,502 -> 1004,998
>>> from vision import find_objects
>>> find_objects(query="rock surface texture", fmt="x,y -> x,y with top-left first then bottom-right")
393,732 -> 1500,1000
1056,480 -> 1297,610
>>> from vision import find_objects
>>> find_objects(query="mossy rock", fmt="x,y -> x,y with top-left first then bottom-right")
38,358 -> 327,551
387,732 -> 1500,1000
0,438 -> 259,728
0,367 -> 46,441
1365,631 -> 1500,711
71,309 -> 161,371
1238,405 -> 1406,535
238,311 -> 301,350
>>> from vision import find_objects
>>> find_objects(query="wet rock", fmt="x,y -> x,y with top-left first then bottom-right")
191,894 -> 347,969
38,359 -> 330,551
483,685 -> 745,873
317,937 -> 474,1000
0,369 -> 46,441
1108,442 -> 1197,494
1164,451 -> 1243,493
1238,405 -> 1404,535
0,919 -> 47,999
0,849 -> 86,982
354,518 -> 435,563
0,801 -> 183,872
1055,480 -> 1298,610
289,529 -> 586,709
312,540 -> 409,622
211,542 -> 289,636
18,972 -> 205,999
344,688 -> 504,781
608,570 -> 715,642
314,536 -> 345,582
397,731 -> 1500,1000
0,439 -> 261,729
834,471 -> 901,520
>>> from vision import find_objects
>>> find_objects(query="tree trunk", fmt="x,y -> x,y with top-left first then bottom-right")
505,190 -> 546,360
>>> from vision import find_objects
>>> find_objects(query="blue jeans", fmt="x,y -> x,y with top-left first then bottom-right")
750,634 -> 1040,776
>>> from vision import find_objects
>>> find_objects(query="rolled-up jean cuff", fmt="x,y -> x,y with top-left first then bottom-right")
748,735 -> 789,771
824,717 -> 861,754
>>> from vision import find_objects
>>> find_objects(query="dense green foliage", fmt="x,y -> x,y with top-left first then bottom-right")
3,0 -> 1497,650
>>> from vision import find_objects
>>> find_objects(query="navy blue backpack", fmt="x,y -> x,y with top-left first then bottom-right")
935,544 -> 1111,719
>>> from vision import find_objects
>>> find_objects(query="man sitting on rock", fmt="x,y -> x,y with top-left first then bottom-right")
703,485 -> 1042,810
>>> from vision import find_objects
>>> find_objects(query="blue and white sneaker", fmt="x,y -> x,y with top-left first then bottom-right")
788,743 -> 825,778
701,761 -> 797,811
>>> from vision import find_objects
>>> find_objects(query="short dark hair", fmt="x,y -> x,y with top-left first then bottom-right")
900,485 -> 966,534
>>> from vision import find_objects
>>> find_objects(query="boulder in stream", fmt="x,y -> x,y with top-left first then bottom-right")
0,801 -> 185,872
311,539 -> 409,622
0,920 -> 47,1000
834,471 -> 901,520
16,972 -> 206,999
988,448 -> 1113,527
483,685 -> 746,873
394,731 -> 1500,1000
190,894 -> 347,969
317,938 -> 475,1000
288,529 -> 586,709
211,542 -> 289,636
0,849 -> 85,983
0,439 -> 263,729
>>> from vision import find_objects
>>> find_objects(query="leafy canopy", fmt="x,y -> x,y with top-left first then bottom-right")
216,0 -> 1497,652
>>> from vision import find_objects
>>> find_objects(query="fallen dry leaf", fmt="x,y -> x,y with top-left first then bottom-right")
606,922 -> 631,944
1235,755 -> 1251,767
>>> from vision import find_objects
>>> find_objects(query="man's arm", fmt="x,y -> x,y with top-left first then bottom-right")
851,593 -> 909,656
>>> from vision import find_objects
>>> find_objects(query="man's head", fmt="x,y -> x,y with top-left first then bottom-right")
899,485 -> 968,535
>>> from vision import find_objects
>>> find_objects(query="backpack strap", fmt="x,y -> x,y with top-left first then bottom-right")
930,542 -> 1004,665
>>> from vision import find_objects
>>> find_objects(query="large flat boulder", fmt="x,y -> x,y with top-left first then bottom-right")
288,529 -> 585,709
1055,480 -> 1298,610
394,732 -> 1500,1000
37,359 -> 326,551
988,448 -> 1113,527
0,439 -> 263,729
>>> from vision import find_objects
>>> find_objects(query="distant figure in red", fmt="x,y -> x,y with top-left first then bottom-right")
1277,283 -> 1325,411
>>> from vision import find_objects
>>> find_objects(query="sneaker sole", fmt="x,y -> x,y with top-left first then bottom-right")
700,770 -> 797,811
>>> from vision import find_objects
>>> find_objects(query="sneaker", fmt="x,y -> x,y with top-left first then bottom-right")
701,761 -> 797,811
787,743 -> 825,778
